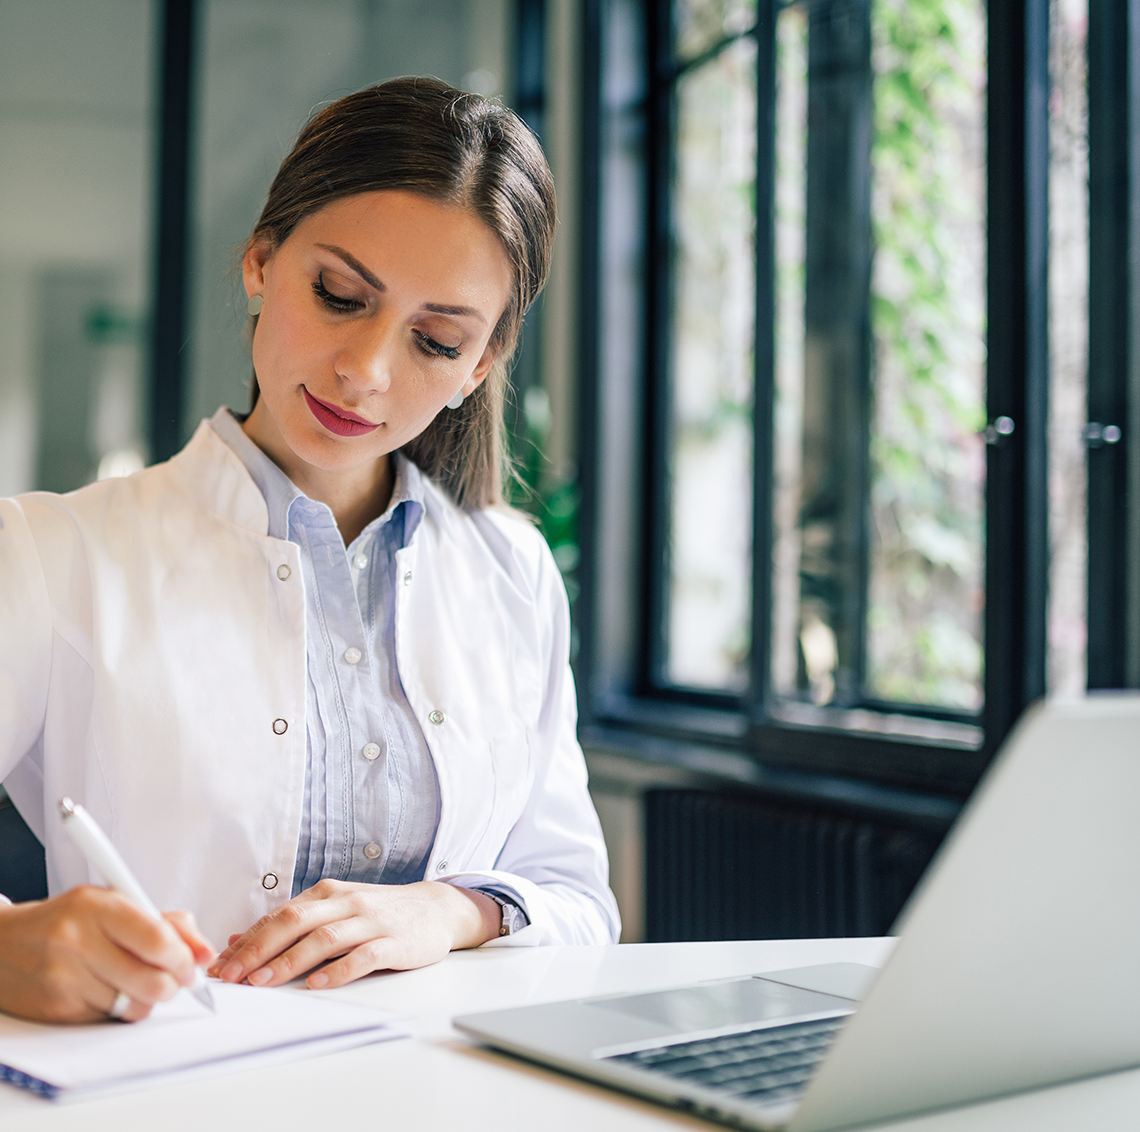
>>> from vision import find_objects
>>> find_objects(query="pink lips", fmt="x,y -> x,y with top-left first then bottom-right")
303,388 -> 381,437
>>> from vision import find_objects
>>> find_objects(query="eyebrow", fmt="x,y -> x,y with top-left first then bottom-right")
316,244 -> 487,324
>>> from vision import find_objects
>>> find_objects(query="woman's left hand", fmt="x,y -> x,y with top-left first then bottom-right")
207,880 -> 501,989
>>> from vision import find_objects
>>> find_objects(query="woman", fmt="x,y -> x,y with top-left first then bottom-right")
0,77 -> 619,1023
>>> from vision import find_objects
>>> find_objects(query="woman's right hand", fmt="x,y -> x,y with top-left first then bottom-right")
0,886 -> 214,1023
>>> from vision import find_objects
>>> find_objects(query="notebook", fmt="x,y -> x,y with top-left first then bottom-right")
455,695 -> 1140,1131
0,981 -> 405,1102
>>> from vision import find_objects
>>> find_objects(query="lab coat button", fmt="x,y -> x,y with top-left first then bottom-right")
436,859 -> 448,873
362,742 -> 381,761
402,571 -> 412,586
261,872 -> 279,890
428,710 -> 445,725
363,842 -> 381,860
344,647 -> 362,665
272,718 -> 288,735
276,564 -> 291,581
353,553 -> 368,570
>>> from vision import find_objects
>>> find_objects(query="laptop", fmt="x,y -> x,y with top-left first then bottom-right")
455,695 -> 1140,1131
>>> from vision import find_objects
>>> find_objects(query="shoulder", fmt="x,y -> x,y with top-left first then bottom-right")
11,421 -> 268,554
416,472 -> 558,599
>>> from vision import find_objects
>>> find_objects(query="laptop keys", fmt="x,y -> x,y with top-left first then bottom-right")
606,1016 -> 845,1101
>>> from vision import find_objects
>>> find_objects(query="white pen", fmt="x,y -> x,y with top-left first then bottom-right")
58,797 -> 215,1013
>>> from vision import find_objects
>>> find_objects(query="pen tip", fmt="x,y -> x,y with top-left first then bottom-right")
58,797 -> 76,818
192,982 -> 217,1013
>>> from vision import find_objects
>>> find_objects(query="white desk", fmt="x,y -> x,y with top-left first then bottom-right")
2,937 -> 1139,1132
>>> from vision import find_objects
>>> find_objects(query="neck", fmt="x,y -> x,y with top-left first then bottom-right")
242,401 -> 394,545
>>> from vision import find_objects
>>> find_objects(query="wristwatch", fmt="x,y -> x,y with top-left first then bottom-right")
485,891 -> 528,937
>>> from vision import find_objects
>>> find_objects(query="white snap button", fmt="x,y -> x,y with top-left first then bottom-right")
343,647 -> 362,665
272,718 -> 288,735
353,553 -> 368,570
362,742 -> 381,761
436,859 -> 448,873
262,872 -> 279,890
428,710 -> 445,725
403,571 -> 412,586
276,564 -> 291,581
363,842 -> 381,860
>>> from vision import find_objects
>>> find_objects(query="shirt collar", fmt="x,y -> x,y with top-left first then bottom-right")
208,406 -> 425,547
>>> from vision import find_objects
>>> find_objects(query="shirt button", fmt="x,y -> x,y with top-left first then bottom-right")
353,553 -> 368,570
362,742 -> 381,761
272,718 -> 288,735
403,571 -> 412,586
363,843 -> 382,860
343,647 -> 362,665
276,564 -> 291,581
428,710 -> 445,725
262,872 -> 279,890
436,859 -> 449,873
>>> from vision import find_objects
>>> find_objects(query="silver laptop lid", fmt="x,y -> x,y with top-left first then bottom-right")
792,695 -> 1140,1131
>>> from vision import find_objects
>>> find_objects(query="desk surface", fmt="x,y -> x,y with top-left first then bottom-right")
2,937 -> 1138,1132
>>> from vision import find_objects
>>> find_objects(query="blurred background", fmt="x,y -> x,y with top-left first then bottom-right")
1,0 -> 1135,945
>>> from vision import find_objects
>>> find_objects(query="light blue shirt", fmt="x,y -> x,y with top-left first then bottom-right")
209,409 -> 442,897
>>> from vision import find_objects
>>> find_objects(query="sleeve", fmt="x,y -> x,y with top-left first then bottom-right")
0,498 -> 53,788
441,533 -> 621,947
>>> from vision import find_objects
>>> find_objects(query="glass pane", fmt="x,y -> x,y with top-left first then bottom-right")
864,0 -> 987,709
665,37 -> 757,691
0,0 -> 156,496
674,0 -> 757,64
770,0 -> 986,713
1046,0 -> 1088,695
770,5 -> 808,699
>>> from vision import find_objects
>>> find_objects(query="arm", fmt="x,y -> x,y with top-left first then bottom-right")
440,534 -> 620,946
0,499 -> 212,1023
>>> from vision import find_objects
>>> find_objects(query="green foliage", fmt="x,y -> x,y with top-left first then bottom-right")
505,388 -> 581,603
867,0 -> 986,709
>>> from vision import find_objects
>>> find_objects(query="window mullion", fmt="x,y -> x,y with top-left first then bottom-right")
983,0 -> 1050,755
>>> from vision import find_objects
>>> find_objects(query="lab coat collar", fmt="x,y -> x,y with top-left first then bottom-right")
171,415 -> 467,545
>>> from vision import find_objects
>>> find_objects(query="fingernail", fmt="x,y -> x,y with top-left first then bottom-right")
220,961 -> 243,982
308,972 -> 329,989
248,967 -> 273,986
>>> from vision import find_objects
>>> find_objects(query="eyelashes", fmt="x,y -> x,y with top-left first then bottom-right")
412,330 -> 461,361
312,273 -> 362,313
312,273 -> 462,361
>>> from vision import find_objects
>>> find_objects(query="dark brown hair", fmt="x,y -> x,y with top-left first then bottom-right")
247,76 -> 556,509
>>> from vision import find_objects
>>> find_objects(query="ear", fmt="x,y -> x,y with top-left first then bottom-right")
242,239 -> 274,299
462,341 -> 499,397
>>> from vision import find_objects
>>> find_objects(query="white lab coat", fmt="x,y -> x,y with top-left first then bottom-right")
0,421 -> 619,949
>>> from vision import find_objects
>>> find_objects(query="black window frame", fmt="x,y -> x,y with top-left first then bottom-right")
575,0 -> 1134,803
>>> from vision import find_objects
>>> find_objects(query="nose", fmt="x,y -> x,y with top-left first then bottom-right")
334,312 -> 398,392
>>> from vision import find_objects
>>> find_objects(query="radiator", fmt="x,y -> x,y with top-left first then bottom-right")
644,788 -> 944,942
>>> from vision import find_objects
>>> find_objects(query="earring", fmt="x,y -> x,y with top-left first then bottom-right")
446,389 -> 465,410
247,294 -> 263,316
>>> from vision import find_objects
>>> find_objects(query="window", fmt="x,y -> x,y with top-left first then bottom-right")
578,0 -> 1128,797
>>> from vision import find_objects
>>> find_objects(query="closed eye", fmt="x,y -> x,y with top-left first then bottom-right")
312,273 -> 364,313
413,329 -> 462,361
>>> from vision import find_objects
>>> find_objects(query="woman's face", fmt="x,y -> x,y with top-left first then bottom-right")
242,190 -> 513,477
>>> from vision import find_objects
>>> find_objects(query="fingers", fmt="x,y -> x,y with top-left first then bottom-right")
100,900 -> 198,990
163,909 -> 217,967
209,881 -> 355,987
305,936 -> 405,989
0,887 -> 190,1023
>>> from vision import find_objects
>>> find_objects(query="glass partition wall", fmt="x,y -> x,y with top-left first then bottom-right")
0,0 -> 157,497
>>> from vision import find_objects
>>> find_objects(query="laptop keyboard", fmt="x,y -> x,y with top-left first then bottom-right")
605,1015 -> 846,1104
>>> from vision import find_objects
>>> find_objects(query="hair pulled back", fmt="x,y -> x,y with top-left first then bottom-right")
248,76 -> 556,509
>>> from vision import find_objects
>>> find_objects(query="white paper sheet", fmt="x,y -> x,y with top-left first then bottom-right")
0,982 -> 406,1102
